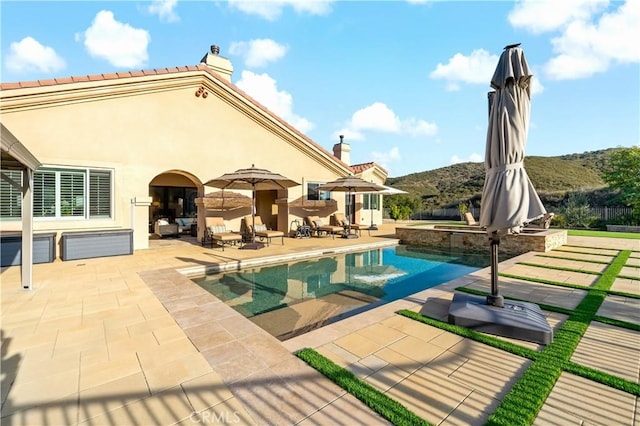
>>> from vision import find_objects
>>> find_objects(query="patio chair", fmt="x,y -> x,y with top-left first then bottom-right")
202,217 -> 243,250
304,215 -> 344,239
332,213 -> 367,237
243,216 -> 284,246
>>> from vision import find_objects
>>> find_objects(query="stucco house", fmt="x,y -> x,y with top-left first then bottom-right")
0,45 -> 388,263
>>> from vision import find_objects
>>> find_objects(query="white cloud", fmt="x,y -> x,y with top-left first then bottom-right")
79,10 -> 150,68
352,102 -> 400,132
5,37 -> 66,73
450,153 -> 483,164
370,147 -> 402,170
545,1 -> 640,79
508,0 -> 640,80
235,70 -> 314,133
147,0 -> 179,22
227,0 -> 334,21
229,39 -> 288,68
342,102 -> 437,138
508,0 -> 609,34
429,49 -> 499,90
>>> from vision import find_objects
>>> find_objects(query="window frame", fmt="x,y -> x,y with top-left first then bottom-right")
363,193 -> 380,211
31,166 -> 113,221
306,182 -> 331,201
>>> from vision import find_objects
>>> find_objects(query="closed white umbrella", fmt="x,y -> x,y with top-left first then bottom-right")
480,43 -> 546,307
449,44 -> 552,345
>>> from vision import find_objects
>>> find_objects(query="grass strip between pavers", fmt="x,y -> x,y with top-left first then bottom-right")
515,261 -> 603,275
295,348 -> 430,426
498,272 -> 640,299
552,248 -> 617,257
533,253 -> 610,264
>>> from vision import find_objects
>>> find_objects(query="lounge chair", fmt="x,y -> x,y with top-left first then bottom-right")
243,215 -> 284,246
528,212 -> 555,229
332,212 -> 367,237
202,217 -> 243,250
304,215 -> 344,239
464,212 -> 479,226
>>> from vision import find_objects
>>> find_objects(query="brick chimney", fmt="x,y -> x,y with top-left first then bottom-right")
200,44 -> 233,82
332,135 -> 351,165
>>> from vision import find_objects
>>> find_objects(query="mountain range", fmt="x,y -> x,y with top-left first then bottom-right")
385,148 -> 622,209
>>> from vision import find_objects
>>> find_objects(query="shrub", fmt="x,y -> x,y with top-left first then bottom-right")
562,192 -> 597,228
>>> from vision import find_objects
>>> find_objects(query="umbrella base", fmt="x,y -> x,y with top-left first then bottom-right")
448,293 -> 553,345
486,294 -> 504,307
240,242 -> 265,250
368,225 -> 379,231
341,233 -> 359,239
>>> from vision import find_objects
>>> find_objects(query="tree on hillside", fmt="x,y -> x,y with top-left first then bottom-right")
602,146 -> 640,216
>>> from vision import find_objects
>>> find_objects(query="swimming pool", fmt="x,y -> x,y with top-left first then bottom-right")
192,245 -> 491,340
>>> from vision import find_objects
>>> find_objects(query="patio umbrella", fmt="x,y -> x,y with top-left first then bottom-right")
479,43 -> 546,307
204,165 -> 299,249
360,185 -> 408,230
316,176 -> 387,239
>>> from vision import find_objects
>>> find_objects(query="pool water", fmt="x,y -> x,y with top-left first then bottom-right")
192,245 -> 490,340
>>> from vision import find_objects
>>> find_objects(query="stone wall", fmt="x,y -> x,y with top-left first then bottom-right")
606,225 -> 640,233
395,226 -> 567,255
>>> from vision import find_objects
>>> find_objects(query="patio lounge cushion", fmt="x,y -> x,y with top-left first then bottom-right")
208,225 -> 227,234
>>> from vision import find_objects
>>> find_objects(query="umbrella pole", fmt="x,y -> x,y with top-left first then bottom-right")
342,189 -> 358,239
369,195 -> 378,231
241,184 -> 265,250
487,232 -> 504,307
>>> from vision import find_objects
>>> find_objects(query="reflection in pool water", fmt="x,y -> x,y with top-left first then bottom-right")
192,246 -> 492,340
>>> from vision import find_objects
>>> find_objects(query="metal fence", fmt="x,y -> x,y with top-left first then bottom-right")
411,206 -> 633,222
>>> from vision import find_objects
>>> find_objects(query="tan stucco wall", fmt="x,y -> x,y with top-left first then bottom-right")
0,71 -> 363,254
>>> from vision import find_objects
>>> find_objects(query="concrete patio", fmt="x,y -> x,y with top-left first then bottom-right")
1,224 -> 638,425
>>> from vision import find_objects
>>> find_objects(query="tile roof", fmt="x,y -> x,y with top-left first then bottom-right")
351,162 -> 387,175
1,64 -> 388,177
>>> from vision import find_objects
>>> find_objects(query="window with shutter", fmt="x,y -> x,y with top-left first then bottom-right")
60,171 -> 85,217
34,170 -> 56,218
89,170 -> 111,218
0,170 -> 23,219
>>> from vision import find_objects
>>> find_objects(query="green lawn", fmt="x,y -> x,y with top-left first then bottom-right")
566,229 -> 640,239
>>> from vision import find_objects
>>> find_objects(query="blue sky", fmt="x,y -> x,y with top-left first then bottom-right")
2,0 -> 638,177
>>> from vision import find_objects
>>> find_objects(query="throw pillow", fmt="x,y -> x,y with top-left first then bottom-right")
254,224 -> 267,232
314,219 -> 323,227
158,219 -> 169,226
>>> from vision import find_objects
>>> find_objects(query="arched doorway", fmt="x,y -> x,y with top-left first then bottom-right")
149,171 -> 202,230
